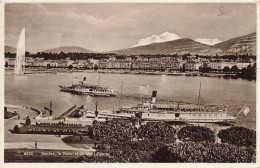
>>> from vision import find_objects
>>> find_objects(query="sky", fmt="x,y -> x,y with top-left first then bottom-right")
5,3 -> 256,53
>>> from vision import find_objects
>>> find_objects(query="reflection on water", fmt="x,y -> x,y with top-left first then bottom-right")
5,71 -> 256,130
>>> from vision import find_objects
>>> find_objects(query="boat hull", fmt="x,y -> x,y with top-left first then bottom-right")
59,85 -> 116,96
95,110 -> 237,124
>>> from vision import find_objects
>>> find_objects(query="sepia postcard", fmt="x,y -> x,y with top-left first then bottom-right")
1,1 -> 259,168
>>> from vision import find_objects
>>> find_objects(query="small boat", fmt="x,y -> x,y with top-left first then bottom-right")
140,84 -> 151,88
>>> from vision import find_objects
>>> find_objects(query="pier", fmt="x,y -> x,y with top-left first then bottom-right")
55,105 -> 77,120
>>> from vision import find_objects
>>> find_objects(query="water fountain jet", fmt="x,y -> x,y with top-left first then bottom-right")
14,28 -> 25,75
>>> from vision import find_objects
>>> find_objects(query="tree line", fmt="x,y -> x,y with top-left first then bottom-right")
4,51 -> 256,61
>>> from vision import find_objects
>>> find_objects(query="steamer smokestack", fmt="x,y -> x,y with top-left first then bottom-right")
151,91 -> 157,104
49,100 -> 53,116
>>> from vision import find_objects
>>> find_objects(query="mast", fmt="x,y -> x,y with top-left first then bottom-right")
197,81 -> 201,105
95,101 -> 98,117
50,100 -> 52,111
49,100 -> 53,116
119,80 -> 124,108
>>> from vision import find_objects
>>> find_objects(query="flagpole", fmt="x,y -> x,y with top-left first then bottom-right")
197,81 -> 201,105
236,105 -> 247,116
236,106 -> 245,116
119,80 -> 123,108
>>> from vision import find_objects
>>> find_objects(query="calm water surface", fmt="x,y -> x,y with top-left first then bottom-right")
5,71 -> 256,130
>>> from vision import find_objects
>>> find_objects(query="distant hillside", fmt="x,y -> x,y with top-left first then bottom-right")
44,46 -> 95,53
5,46 -> 16,53
112,38 -> 210,55
213,32 -> 256,55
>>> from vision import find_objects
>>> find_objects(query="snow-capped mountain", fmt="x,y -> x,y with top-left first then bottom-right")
114,38 -> 210,55
194,38 -> 222,46
132,32 -> 181,47
112,32 -> 256,56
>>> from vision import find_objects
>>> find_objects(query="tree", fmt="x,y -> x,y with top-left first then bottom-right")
178,126 -> 215,143
25,51 -> 30,57
231,65 -> 239,73
26,118 -> 31,125
223,67 -> 231,73
94,64 -> 99,71
218,126 -> 256,148
152,145 -> 183,162
238,65 -> 256,80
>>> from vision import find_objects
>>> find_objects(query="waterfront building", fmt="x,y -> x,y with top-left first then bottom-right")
67,60 -> 74,66
220,61 -> 237,69
184,61 -> 201,71
98,60 -> 107,69
118,59 -> 132,69
58,59 -> 68,68
149,58 -> 162,71
236,61 -> 252,70
89,58 -> 99,68
49,60 -> 59,67
106,58 -> 117,69
161,58 -> 179,72
35,59 -> 48,67
132,58 -> 146,70
78,60 -> 87,68
71,61 -> 79,68
5,58 -> 15,67
85,61 -> 94,69
207,61 -> 222,70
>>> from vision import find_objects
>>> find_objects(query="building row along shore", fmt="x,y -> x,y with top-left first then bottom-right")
5,55 -> 255,72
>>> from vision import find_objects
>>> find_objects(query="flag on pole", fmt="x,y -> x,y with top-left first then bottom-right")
242,105 -> 250,117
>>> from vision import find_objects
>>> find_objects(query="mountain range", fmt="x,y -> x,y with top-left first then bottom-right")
5,32 -> 256,56
112,32 -> 256,56
114,38 -> 210,55
131,32 -> 222,47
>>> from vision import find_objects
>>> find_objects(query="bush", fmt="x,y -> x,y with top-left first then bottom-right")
4,111 -> 15,119
106,140 -> 165,162
69,141 -> 255,163
13,125 -> 20,133
90,119 -> 135,142
137,122 -> 176,143
25,118 -> 31,125
178,126 -> 215,143
218,126 -> 256,148
62,135 -> 95,144
152,145 -> 183,162
154,142 -> 255,163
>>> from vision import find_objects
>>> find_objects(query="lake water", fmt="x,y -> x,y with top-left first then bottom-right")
5,71 -> 256,130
